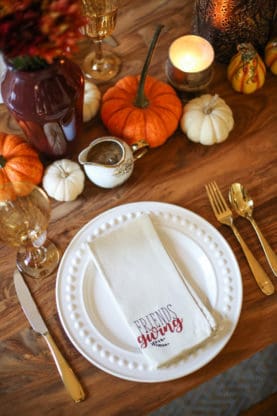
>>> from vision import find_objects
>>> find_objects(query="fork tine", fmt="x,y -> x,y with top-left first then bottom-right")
205,182 -> 223,214
205,183 -> 218,215
211,181 -> 229,212
205,181 -> 230,217
208,182 -> 222,213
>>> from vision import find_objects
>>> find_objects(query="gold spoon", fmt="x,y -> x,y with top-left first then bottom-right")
229,183 -> 277,277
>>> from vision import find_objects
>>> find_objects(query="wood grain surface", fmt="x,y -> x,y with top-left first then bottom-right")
0,1 -> 276,415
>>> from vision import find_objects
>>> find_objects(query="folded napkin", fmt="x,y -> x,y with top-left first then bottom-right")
87,214 -> 216,368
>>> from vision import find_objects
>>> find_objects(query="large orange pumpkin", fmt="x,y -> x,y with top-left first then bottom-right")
101,26 -> 182,148
0,133 -> 44,185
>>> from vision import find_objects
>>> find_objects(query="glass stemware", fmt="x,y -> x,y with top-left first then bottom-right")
0,182 -> 60,279
81,0 -> 121,82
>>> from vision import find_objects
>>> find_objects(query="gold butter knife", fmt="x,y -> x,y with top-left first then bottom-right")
13,269 -> 85,403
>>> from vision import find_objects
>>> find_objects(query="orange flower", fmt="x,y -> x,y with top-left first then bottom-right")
0,0 -> 85,69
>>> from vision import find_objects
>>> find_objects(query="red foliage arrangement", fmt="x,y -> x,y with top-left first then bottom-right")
0,0 -> 85,70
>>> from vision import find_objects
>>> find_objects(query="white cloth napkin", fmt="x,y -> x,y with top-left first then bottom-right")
87,214 -> 216,368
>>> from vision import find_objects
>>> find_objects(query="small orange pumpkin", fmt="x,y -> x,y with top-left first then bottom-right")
265,38 -> 277,75
0,133 -> 44,185
227,43 -> 266,94
101,26 -> 182,148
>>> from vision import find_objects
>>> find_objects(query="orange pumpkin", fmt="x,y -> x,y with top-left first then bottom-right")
0,133 -> 44,185
227,43 -> 266,94
265,38 -> 277,75
101,26 -> 182,148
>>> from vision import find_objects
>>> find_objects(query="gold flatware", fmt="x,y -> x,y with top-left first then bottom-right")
205,181 -> 275,296
13,269 -> 85,403
229,183 -> 277,277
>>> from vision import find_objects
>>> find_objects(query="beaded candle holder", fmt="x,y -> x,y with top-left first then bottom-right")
193,0 -> 277,63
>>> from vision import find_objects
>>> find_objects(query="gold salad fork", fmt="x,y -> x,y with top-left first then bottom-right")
205,181 -> 275,296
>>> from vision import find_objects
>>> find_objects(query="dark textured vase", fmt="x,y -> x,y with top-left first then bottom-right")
193,0 -> 277,63
1,57 -> 84,159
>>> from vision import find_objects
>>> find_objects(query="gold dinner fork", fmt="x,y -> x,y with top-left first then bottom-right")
205,181 -> 275,296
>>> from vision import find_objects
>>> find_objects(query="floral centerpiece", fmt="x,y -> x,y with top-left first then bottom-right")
0,0 -> 85,70
0,0 -> 86,159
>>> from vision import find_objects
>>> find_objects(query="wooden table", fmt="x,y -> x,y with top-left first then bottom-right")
1,1 -> 276,415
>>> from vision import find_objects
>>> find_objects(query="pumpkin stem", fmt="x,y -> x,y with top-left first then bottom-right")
0,155 -> 6,168
57,165 -> 69,178
134,24 -> 164,108
237,43 -> 257,62
203,94 -> 219,114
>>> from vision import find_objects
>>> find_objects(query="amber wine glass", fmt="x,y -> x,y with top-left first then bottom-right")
81,0 -> 120,82
0,182 -> 60,279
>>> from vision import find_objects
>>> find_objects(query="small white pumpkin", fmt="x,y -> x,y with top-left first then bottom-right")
180,94 -> 234,145
83,81 -> 101,122
42,159 -> 85,201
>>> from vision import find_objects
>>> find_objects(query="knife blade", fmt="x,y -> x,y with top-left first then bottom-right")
14,269 -> 85,403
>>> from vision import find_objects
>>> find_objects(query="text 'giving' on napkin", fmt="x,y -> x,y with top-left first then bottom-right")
87,214 -> 217,368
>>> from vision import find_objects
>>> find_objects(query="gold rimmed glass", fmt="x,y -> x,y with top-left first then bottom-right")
0,182 -> 60,279
81,0 -> 121,82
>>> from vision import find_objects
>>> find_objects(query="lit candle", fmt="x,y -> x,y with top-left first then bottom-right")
165,35 -> 215,94
169,35 -> 214,73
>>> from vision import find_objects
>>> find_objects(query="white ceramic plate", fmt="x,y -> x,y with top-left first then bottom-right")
56,201 -> 242,382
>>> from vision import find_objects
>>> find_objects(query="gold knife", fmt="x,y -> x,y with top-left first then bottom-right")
13,269 -> 85,403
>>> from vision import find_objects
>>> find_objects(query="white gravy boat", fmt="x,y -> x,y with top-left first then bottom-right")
78,136 -> 149,188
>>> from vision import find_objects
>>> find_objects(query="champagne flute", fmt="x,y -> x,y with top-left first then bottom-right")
81,0 -> 121,82
0,182 -> 60,279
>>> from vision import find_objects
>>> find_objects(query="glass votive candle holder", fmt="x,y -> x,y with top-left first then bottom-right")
165,35 -> 215,96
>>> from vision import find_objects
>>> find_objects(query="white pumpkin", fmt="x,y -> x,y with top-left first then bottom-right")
180,94 -> 234,145
42,159 -> 85,201
83,81 -> 101,122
